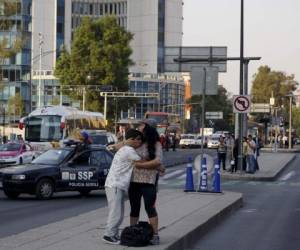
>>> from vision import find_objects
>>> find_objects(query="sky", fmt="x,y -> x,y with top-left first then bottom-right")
182,0 -> 300,96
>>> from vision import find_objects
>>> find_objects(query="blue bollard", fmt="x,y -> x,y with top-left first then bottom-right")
184,156 -> 195,192
212,158 -> 221,192
199,157 -> 208,192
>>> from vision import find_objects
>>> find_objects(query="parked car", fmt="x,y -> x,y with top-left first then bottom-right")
88,131 -> 118,146
196,136 -> 208,148
179,134 -> 200,148
0,142 -> 36,166
207,134 -> 221,149
0,143 -> 113,199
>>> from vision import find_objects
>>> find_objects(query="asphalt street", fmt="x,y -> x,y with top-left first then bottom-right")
0,148 -> 213,238
189,153 -> 300,250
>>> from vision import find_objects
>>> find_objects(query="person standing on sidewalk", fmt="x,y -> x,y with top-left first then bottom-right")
246,135 -> 256,174
103,129 -> 143,244
128,120 -> 164,245
107,119 -> 164,245
217,136 -> 227,171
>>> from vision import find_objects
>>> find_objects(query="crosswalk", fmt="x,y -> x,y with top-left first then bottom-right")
159,167 -> 300,189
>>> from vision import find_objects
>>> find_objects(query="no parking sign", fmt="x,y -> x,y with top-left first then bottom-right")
233,95 -> 251,113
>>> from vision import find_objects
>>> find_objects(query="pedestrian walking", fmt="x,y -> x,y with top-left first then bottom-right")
231,138 -> 239,173
172,132 -> 177,151
103,129 -> 143,245
217,136 -> 227,171
246,135 -> 256,174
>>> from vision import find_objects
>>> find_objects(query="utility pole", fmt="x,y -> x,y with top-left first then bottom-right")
38,33 -> 43,108
238,0 -> 244,172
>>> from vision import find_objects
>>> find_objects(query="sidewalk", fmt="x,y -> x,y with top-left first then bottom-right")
0,152 -> 295,250
221,152 -> 296,181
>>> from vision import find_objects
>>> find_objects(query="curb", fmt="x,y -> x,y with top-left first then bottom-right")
220,154 -> 296,182
164,194 -> 243,250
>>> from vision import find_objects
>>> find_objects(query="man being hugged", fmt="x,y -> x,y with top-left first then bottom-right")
103,129 -> 143,244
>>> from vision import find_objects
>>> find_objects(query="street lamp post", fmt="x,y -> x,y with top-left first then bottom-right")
288,95 -> 292,150
38,33 -> 44,108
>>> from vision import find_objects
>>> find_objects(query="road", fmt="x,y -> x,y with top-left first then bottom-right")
0,148 -> 213,238
189,153 -> 300,250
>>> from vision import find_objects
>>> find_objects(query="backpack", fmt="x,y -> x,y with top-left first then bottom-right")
120,221 -> 154,247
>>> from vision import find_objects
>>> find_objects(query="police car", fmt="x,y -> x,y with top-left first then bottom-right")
0,143 -> 113,199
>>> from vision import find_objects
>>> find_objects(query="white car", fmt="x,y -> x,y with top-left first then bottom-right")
179,134 -> 200,148
207,135 -> 221,149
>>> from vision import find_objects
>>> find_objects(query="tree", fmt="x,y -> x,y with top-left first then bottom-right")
251,66 -> 298,107
186,85 -> 233,132
7,93 -> 24,120
50,97 -> 60,106
292,107 -> 300,136
54,16 -> 134,115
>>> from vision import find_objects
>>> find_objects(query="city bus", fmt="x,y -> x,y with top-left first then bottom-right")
19,106 -> 105,152
144,111 -> 181,135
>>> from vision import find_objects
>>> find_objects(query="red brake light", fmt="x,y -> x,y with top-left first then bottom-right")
60,122 -> 65,129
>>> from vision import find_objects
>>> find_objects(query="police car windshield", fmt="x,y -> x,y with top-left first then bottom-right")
32,149 -> 71,165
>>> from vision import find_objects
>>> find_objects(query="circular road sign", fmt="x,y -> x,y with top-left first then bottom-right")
233,95 -> 251,113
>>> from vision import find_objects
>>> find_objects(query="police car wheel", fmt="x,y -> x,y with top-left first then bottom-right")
36,179 -> 54,199
3,189 -> 20,199
79,190 -> 91,196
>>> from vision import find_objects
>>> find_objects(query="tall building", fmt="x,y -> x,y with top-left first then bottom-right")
5,0 -> 184,119
0,0 -> 32,116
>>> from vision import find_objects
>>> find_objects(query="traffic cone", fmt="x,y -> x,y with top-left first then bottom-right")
212,158 -> 221,193
184,156 -> 195,192
199,157 -> 208,192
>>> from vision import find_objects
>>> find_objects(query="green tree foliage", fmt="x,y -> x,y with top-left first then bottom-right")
7,93 -> 24,118
292,107 -> 300,136
54,16 -> 134,114
251,65 -> 298,107
50,97 -> 60,106
186,86 -> 233,132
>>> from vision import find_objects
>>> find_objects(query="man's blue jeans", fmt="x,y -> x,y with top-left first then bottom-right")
246,155 -> 256,173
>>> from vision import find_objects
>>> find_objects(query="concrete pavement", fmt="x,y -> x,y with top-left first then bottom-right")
0,151 -> 296,250
221,152 -> 296,181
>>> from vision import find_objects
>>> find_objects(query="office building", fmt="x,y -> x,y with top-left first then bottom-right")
1,0 -> 184,120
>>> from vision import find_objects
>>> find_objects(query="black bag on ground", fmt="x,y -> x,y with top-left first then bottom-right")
120,221 -> 154,247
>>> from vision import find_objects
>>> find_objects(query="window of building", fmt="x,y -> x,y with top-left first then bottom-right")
9,70 -> 15,81
57,23 -> 63,33
104,3 -> 108,14
89,4 -> 93,15
100,4 -> 103,15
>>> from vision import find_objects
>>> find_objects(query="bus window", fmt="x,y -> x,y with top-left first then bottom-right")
25,115 -> 63,142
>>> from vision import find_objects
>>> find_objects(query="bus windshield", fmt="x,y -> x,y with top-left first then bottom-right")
146,114 -> 168,124
25,115 -> 63,142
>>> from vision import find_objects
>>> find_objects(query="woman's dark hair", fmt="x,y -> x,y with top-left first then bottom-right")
142,123 -> 160,160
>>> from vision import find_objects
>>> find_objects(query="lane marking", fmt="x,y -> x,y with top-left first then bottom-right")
279,171 -> 296,181
162,169 -> 185,180
177,170 -> 197,179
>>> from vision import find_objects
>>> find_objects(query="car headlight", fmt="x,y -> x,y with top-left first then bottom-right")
11,174 -> 26,180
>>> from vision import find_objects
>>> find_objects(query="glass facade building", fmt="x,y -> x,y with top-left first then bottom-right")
0,0 -> 183,121
123,73 -> 185,120
0,0 -> 32,115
